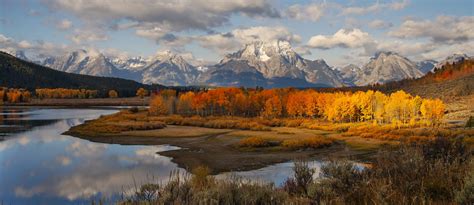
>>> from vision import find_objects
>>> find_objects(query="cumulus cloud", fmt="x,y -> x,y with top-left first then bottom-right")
342,0 -> 409,15
70,29 -> 108,44
56,19 -> 73,30
43,0 -> 280,43
286,3 -> 325,22
368,19 -> 393,29
307,28 -> 375,49
389,15 -> 474,44
197,26 -> 301,54
376,41 -> 437,59
0,33 -> 70,58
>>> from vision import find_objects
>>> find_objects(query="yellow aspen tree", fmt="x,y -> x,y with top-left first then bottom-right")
108,90 -> 118,98
149,95 -> 169,115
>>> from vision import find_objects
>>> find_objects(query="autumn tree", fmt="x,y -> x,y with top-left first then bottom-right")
177,92 -> 195,116
108,90 -> 118,98
420,99 -> 445,126
149,95 -> 169,115
0,89 -> 5,104
136,88 -> 148,99
262,96 -> 282,118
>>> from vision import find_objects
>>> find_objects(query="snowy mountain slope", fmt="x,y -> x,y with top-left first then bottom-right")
141,51 -> 200,86
354,51 -> 424,86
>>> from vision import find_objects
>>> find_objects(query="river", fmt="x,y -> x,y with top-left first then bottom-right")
0,107 -> 324,204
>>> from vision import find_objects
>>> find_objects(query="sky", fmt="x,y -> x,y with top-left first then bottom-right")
0,0 -> 473,67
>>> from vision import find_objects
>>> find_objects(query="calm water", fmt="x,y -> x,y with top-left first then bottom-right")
0,107 -> 324,204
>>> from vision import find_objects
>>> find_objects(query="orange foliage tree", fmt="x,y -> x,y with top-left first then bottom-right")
149,95 -> 169,115
108,90 -> 118,98
144,87 -> 445,127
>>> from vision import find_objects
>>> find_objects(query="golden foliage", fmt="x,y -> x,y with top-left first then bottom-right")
149,95 -> 169,116
108,90 -> 118,98
36,88 -> 97,99
136,88 -> 148,98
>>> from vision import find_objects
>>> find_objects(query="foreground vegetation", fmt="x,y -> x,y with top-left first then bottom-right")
113,137 -> 472,205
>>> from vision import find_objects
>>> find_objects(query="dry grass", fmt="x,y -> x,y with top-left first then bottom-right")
281,136 -> 334,150
123,125 -> 231,138
152,115 -> 272,131
238,136 -> 274,148
70,110 -> 166,134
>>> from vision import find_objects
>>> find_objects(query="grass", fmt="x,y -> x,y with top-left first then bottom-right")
281,136 -> 334,150
123,125 -> 232,138
238,136 -> 274,148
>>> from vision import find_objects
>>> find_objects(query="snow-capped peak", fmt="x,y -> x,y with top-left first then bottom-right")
354,51 -> 423,86
236,40 -> 296,62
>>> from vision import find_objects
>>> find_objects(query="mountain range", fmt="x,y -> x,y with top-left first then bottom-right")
7,40 -> 470,88
0,51 -> 161,96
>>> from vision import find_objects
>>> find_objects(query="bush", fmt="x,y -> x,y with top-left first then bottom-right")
238,136 -> 274,148
282,136 -> 333,150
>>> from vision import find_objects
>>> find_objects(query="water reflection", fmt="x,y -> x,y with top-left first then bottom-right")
218,161 -> 322,186
0,108 -> 185,204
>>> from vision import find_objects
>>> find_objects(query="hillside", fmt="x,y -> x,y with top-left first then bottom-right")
378,59 -> 473,99
0,52 -> 163,96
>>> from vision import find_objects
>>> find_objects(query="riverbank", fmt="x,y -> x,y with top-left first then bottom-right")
64,110 -> 405,173
67,124 -> 380,173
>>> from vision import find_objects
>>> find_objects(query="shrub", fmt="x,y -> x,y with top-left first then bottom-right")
238,136 -> 274,148
283,161 -> 315,196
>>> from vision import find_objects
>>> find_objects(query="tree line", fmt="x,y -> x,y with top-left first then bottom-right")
149,88 -> 446,126
0,87 -> 32,103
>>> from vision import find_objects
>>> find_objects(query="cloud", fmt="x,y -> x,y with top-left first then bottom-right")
197,26 -> 301,54
376,41 -> 437,58
56,19 -> 73,30
70,29 -> 108,44
389,15 -> 474,44
286,3 -> 325,22
342,0 -> 409,15
43,0 -> 280,43
293,46 -> 312,56
368,19 -> 393,29
307,28 -> 375,50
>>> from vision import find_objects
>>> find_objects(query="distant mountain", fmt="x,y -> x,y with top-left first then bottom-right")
110,56 -> 149,71
142,51 -> 200,86
200,41 -> 343,88
335,64 -> 362,86
7,44 -> 469,89
353,51 -> 424,86
0,51 -> 161,96
41,49 -> 143,81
